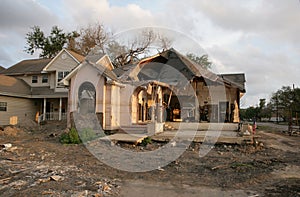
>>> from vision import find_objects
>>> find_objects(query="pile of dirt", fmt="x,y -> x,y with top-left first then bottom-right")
0,126 -> 23,136
17,118 -> 39,132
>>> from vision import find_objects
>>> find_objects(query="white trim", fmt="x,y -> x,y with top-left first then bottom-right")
59,55 -> 108,86
42,48 -> 81,72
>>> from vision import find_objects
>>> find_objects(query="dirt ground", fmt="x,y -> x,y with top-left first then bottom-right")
0,121 -> 299,197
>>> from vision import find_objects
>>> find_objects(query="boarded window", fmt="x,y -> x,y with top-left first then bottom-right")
32,75 -> 38,83
0,102 -> 7,111
42,74 -> 48,83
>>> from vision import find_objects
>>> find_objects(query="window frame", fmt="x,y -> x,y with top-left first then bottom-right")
42,74 -> 48,83
57,71 -> 70,82
32,75 -> 38,83
0,102 -> 7,111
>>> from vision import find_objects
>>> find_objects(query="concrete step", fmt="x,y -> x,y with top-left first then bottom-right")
119,125 -> 147,134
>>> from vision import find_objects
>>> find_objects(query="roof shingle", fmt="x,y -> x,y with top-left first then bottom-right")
2,58 -> 52,76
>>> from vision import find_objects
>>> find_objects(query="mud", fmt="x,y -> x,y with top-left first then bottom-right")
0,122 -> 299,196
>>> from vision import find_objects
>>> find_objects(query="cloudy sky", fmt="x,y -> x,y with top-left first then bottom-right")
1,0 -> 300,107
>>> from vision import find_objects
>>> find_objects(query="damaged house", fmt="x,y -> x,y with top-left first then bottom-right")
61,48 -> 246,133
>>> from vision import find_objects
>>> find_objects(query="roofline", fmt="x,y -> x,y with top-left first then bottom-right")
0,91 -> 68,99
0,91 -> 31,98
43,48 -> 81,71
59,55 -> 108,86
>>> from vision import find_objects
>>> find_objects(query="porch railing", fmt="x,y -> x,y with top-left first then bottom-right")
38,112 -> 67,123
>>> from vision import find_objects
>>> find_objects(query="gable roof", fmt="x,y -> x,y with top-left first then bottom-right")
60,54 -> 118,86
120,48 -> 245,92
42,48 -> 85,71
0,75 -> 31,97
124,48 -> 221,84
1,58 -> 52,76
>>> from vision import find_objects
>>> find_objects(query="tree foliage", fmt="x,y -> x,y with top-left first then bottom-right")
269,86 -> 300,121
25,26 -> 79,58
186,53 -> 212,69
241,86 -> 300,122
25,24 -> 172,67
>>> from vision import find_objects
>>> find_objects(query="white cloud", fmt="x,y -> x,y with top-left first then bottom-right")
1,0 -> 299,107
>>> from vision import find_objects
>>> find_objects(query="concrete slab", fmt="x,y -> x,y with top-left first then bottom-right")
152,130 -> 253,144
101,133 -> 148,144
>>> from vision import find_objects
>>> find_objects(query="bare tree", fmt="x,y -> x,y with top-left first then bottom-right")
107,30 -> 173,67
71,23 -> 110,55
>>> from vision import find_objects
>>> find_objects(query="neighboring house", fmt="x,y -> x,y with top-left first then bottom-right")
0,66 -> 6,73
0,75 -> 39,125
0,49 -> 84,126
61,48 -> 246,131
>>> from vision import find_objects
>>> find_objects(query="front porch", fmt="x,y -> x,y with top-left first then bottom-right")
101,122 -> 253,145
37,97 -> 68,123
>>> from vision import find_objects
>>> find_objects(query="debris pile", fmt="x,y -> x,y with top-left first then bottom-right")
0,126 -> 23,136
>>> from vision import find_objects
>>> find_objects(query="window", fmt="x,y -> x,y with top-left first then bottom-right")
57,71 -> 69,82
42,74 -> 48,83
32,75 -> 38,83
0,102 -> 7,111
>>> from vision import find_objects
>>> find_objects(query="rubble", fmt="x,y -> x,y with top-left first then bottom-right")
0,126 -> 23,136
0,121 -> 299,196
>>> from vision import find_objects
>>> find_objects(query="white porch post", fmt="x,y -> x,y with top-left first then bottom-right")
59,98 -> 62,121
43,98 -> 46,121
157,86 -> 163,123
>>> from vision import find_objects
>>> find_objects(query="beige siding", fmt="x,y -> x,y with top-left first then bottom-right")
49,72 -> 56,89
0,96 -> 38,126
17,74 -> 50,87
46,51 -> 79,72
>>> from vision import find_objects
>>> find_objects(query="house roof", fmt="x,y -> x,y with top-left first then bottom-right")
123,48 -> 222,85
0,66 -> 6,73
0,75 -> 32,97
61,54 -> 118,86
220,73 -> 246,92
160,48 -> 220,82
112,64 -> 136,77
118,48 -> 245,92
67,49 -> 85,63
1,58 -> 52,76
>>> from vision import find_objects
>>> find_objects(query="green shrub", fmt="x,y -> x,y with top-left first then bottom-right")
141,137 -> 152,146
60,128 -> 81,144
80,128 -> 97,143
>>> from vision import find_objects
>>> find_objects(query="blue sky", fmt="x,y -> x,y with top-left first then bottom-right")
1,0 -> 300,108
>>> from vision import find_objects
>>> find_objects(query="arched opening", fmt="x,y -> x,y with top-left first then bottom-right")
78,82 -> 96,114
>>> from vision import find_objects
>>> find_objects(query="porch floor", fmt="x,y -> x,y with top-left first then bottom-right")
100,130 -> 252,145
152,130 -> 253,144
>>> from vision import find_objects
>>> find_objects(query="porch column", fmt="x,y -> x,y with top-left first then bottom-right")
59,98 -> 62,121
151,105 -> 155,122
43,98 -> 46,121
157,86 -> 163,123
